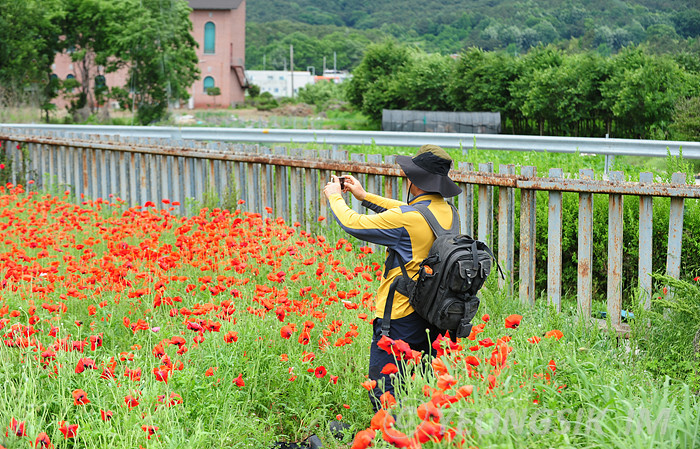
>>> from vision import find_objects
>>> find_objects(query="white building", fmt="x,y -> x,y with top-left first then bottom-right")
245,70 -> 316,98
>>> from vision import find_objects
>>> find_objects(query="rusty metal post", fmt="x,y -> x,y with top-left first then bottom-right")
244,145 -> 256,210
384,155 -> 398,200
478,162 -> 494,247
458,162 -> 474,237
366,154 -> 382,214
498,164 -> 515,293
219,156 -> 228,207
92,149 -> 99,201
56,145 -> 65,191
72,146 -> 81,200
318,149 -> 331,224
128,152 -> 137,206
183,156 -> 192,208
160,154 -> 169,205
172,156 -> 181,213
304,149 -> 317,232
100,149 -> 109,200
274,147 -> 289,222
289,147 -> 303,224
350,153 -> 365,212
607,171 -> 624,328
519,165 -> 537,306
48,145 -> 56,191
667,172 -> 686,283
547,168 -> 564,312
638,172 -> 654,308
578,169 -> 594,318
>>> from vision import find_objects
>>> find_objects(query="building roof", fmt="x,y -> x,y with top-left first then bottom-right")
187,0 -> 243,10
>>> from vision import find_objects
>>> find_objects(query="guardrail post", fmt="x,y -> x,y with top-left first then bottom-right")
667,172 -> 686,287
498,164 -> 515,293
607,171 -> 624,328
457,162 -> 474,237
519,165 -> 537,306
547,168 -> 563,312
578,169 -> 594,319
638,172 -> 654,308
478,162 -> 493,247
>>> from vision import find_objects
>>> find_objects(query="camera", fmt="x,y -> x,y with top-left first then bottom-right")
338,176 -> 345,190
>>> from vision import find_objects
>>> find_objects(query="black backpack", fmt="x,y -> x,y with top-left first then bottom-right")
381,204 -> 498,340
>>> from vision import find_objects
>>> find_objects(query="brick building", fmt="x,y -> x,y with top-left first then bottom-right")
51,0 -> 247,111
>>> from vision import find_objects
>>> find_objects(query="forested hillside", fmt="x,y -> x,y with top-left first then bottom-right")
245,0 -> 700,70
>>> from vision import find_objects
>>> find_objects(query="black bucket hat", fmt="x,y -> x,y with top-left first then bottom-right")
396,144 -> 462,198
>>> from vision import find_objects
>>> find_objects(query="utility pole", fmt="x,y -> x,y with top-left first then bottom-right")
333,51 -> 336,72
323,56 -> 326,74
290,45 -> 294,98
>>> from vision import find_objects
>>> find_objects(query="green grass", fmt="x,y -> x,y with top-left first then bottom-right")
0,186 -> 696,448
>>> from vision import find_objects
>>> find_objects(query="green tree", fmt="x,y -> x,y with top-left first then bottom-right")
58,0 -> 115,113
0,0 -> 62,105
670,96 -> 700,141
108,0 -> 199,125
447,48 -> 520,131
601,48 -> 694,138
345,40 -> 411,125
388,52 -> 452,112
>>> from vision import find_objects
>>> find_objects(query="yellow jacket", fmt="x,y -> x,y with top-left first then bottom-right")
327,192 -> 457,319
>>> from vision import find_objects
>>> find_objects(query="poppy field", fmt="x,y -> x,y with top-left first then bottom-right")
0,184 -> 698,449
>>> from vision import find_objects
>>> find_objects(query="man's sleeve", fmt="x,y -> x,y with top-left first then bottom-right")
360,192 -> 405,214
327,194 -> 413,255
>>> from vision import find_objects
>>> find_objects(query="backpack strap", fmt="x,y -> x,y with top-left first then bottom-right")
413,203 -> 460,237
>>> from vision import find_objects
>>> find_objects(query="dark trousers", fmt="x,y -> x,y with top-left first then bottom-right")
367,312 -> 439,412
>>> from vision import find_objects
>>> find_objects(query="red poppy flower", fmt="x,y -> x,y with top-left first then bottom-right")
361,379 -> 377,391
505,314 -> 522,329
35,432 -> 53,448
223,331 -> 238,343
527,335 -> 542,344
314,366 -> 327,378
6,417 -> 26,437
436,373 -> 456,391
124,394 -> 140,409
100,409 -> 113,421
233,373 -> 245,387
351,429 -> 376,449
280,325 -> 294,339
370,409 -> 395,431
416,402 -> 441,424
380,363 -> 398,375
142,425 -> 159,439
59,421 -> 78,438
379,391 -> 396,409
72,389 -> 90,405
414,419 -> 444,443
544,329 -> 563,340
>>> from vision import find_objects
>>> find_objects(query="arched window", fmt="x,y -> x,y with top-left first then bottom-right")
203,76 -> 215,93
204,22 -> 215,54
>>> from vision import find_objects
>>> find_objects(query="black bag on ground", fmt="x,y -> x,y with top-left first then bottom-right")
382,204 -> 497,340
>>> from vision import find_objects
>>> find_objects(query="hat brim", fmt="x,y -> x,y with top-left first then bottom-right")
396,155 -> 462,197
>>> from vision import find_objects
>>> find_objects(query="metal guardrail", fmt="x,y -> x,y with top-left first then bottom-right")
2,124 -> 700,158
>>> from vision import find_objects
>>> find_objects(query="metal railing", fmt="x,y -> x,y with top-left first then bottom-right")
2,124 -> 700,158
1,129 -> 699,333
